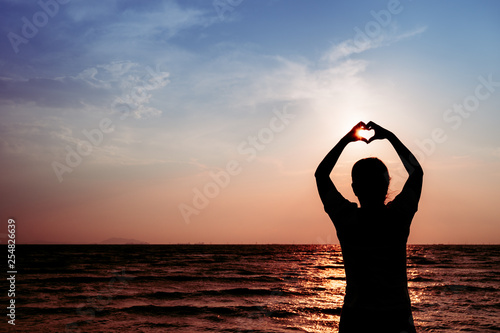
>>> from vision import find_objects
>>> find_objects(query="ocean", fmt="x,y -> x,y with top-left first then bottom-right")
4,244 -> 500,332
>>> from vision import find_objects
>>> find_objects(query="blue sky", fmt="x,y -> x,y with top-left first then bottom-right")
1,0 -> 499,244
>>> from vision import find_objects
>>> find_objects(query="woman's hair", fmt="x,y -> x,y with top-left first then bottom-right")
351,157 -> 390,203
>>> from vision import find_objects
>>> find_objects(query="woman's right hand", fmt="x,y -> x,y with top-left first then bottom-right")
345,121 -> 368,143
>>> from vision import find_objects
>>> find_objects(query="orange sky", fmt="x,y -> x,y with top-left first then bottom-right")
1,1 -> 499,244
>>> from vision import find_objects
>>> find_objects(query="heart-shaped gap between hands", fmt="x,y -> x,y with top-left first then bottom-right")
356,128 -> 375,142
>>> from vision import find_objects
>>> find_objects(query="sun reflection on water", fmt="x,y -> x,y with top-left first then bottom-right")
264,245 -> 345,332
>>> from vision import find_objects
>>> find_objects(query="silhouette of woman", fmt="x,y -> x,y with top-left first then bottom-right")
315,121 -> 423,333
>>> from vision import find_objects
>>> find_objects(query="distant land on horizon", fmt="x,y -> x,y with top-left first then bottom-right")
99,237 -> 150,244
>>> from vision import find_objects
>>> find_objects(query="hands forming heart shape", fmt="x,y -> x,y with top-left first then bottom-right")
350,121 -> 389,144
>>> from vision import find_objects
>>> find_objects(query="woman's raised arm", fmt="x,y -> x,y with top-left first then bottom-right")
315,122 -> 367,205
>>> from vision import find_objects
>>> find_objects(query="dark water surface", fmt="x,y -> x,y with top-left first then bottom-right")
4,244 -> 500,332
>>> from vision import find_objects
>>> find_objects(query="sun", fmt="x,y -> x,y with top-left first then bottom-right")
356,129 -> 372,141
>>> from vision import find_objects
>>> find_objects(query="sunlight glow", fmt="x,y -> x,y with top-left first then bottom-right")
356,129 -> 373,141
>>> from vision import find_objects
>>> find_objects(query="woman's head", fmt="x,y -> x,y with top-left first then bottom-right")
351,157 -> 390,206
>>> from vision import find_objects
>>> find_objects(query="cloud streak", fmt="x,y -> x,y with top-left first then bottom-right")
323,26 -> 427,63
0,61 -> 169,116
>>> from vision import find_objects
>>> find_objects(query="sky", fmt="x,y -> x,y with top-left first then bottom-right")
0,0 -> 499,244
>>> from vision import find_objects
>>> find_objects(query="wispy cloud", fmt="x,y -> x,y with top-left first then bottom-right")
0,0 -> 216,76
64,0 -> 215,43
0,61 -> 169,118
323,26 -> 427,63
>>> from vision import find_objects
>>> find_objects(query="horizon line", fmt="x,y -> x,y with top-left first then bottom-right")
10,243 -> 500,246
